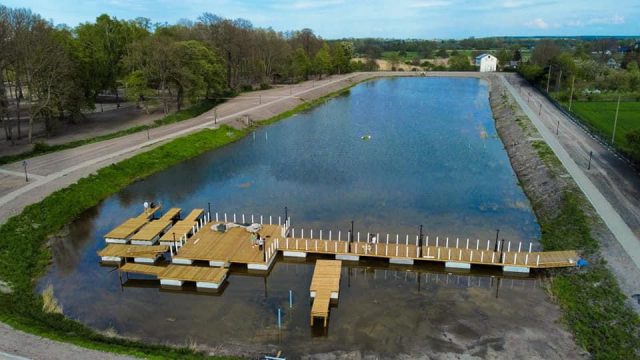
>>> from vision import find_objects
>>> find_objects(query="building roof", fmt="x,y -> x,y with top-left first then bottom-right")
475,53 -> 494,60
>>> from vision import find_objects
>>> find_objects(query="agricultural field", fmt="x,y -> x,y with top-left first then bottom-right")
569,101 -> 640,154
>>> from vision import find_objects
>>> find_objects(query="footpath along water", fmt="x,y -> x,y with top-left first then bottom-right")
39,78 -> 578,357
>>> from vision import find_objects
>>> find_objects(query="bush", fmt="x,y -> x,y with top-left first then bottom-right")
259,83 -> 271,90
241,84 -> 253,92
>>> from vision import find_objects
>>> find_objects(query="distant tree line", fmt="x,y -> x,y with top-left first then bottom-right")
0,6 -> 354,144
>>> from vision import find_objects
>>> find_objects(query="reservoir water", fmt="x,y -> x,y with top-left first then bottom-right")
41,77 -> 578,357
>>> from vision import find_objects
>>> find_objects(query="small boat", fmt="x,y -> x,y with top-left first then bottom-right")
361,135 -> 372,140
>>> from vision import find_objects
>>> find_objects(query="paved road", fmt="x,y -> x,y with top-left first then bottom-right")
500,73 -> 640,271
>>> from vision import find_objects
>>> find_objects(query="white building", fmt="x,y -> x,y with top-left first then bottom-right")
475,54 -> 498,72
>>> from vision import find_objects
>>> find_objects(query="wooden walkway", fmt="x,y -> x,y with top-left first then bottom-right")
278,236 -> 579,271
310,260 -> 342,327
104,206 -> 161,242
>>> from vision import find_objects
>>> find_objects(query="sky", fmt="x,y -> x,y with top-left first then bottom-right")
2,0 -> 639,39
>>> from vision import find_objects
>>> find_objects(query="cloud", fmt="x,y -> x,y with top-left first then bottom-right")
588,14 -> 624,25
275,0 -> 344,10
566,14 -> 625,27
409,0 -> 452,8
526,18 -> 549,29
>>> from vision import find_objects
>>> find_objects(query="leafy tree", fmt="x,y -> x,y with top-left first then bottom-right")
512,49 -> 522,62
313,43 -> 331,79
292,48 -> 311,80
448,54 -> 472,71
518,63 -> 544,82
330,42 -> 352,74
531,40 -> 561,66
436,48 -> 448,58
496,49 -> 512,69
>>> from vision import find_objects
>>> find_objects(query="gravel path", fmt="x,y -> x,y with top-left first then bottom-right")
0,322 -> 136,360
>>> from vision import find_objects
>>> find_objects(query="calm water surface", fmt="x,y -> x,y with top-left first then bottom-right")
41,77 -> 558,357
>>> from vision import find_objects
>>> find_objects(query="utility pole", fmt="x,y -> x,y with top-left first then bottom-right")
612,95 -> 621,144
568,76 -> 575,111
546,65 -> 552,93
556,70 -> 563,92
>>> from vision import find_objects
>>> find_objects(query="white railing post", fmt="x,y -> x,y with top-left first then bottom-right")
436,236 -> 439,247
529,242 -> 533,253
536,254 -> 540,266
215,212 -> 219,222
278,216 -> 281,225
486,240 -> 490,251
446,237 -> 449,248
224,213 -> 227,222
518,242 -> 522,253
269,216 -> 272,225
233,213 -> 237,223
456,238 -> 459,248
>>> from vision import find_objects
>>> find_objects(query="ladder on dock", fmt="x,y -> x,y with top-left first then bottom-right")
309,260 -> 342,327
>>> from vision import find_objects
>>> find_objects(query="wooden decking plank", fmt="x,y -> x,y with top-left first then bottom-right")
159,264 -> 227,283
98,244 -> 168,258
119,262 -> 167,276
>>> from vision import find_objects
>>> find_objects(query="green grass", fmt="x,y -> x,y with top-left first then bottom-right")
0,126 -> 245,359
551,264 -> 640,359
566,101 -> 640,157
0,99 -> 221,166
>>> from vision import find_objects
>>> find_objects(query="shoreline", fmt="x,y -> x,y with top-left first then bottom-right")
1,71 -> 635,359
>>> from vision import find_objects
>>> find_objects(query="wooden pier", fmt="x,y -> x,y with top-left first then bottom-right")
104,206 -> 162,243
99,209 -> 581,296
310,260 -> 342,327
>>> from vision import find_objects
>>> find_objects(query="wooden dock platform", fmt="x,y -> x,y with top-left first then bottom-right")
159,209 -> 204,245
104,206 -> 162,243
119,262 -> 228,290
98,244 -> 168,263
310,260 -> 342,327
129,208 -> 181,245
172,222 -> 282,270
102,210 -> 581,275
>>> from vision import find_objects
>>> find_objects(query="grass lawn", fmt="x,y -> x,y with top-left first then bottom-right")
569,101 -> 640,155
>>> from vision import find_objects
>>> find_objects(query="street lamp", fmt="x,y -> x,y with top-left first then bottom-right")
22,160 -> 28,182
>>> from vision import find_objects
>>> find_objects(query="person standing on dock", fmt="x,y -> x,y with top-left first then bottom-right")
258,236 -> 264,251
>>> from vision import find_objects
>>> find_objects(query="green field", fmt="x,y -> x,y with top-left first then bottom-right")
569,101 -> 640,155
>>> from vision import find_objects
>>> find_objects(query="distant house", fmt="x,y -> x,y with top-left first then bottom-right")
607,58 -> 620,69
475,54 -> 498,72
